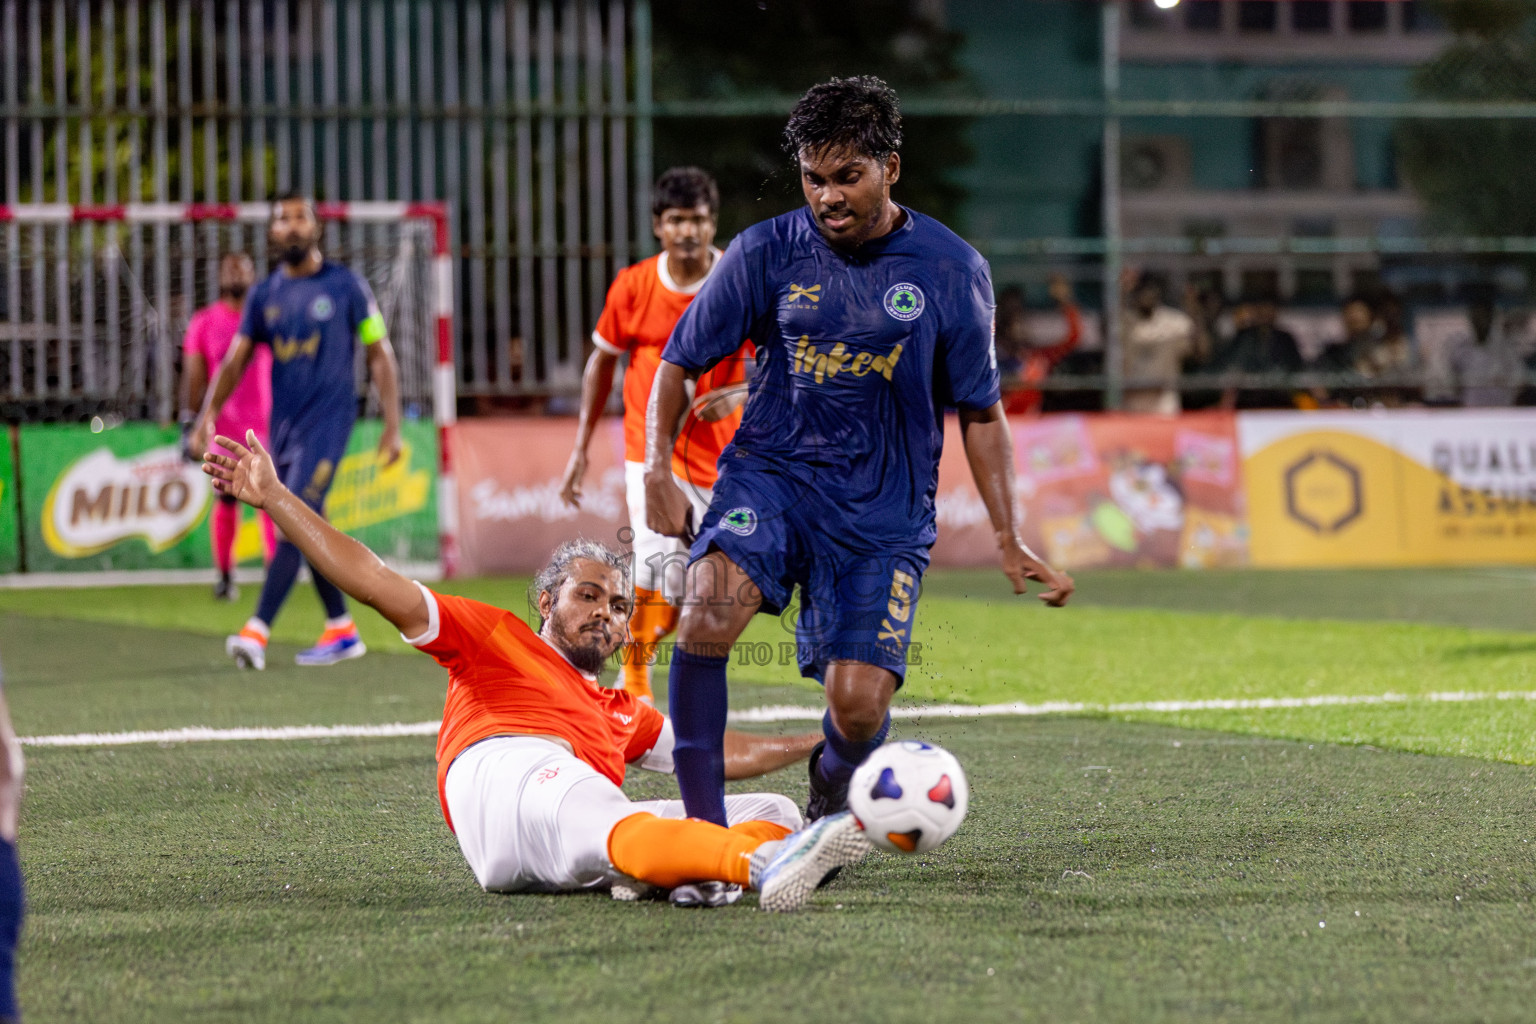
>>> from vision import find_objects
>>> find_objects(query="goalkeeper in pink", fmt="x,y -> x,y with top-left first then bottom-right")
180,252 -> 276,600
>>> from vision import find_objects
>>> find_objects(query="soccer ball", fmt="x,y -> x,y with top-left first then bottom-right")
847,740 -> 969,855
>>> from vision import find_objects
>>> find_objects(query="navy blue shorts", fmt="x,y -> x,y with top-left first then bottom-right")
690,460 -> 929,685
273,421 -> 353,514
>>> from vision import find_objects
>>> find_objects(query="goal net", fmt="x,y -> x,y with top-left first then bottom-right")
0,202 -> 458,576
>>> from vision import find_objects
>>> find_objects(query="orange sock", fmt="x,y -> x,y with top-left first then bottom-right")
607,812 -> 771,889
729,820 -> 793,844
622,588 -> 679,702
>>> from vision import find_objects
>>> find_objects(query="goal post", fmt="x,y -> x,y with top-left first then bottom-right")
0,200 -> 460,577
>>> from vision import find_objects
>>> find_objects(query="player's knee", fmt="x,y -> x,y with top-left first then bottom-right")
758,794 -> 803,832
828,700 -> 885,744
674,602 -> 741,650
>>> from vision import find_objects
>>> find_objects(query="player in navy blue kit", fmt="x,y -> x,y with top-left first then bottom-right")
645,77 -> 1074,828
190,193 -> 403,671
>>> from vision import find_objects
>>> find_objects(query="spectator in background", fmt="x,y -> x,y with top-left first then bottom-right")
1214,289 -> 1305,409
1122,271 -> 1201,414
1001,274 -> 1082,417
1446,284 -> 1523,407
1318,291 -> 1421,407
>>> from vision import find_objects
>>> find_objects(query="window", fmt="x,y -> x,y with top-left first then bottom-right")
1185,0 -> 1222,31
1293,1 -> 1333,33
1129,0 -> 1173,30
1294,269 -> 1336,303
1347,1 -> 1388,31
1403,1 -> 1443,32
1238,1 -> 1278,32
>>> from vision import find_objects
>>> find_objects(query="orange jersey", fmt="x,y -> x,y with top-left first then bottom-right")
409,587 -> 666,832
593,252 -> 750,490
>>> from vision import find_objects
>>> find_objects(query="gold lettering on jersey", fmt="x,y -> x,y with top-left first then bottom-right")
887,569 -> 915,623
272,332 -> 321,363
787,283 -> 821,304
792,335 -> 903,384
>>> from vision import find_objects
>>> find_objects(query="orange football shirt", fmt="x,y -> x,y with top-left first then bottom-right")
593,251 -> 750,490
410,588 -> 666,833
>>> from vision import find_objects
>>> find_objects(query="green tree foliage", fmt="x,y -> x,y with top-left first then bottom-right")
650,0 -> 976,236
1397,0 -> 1536,237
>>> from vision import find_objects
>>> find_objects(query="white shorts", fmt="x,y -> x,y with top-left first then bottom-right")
444,735 -> 803,893
625,460 -> 712,600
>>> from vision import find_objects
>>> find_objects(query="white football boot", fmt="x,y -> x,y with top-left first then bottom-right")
750,812 -> 871,912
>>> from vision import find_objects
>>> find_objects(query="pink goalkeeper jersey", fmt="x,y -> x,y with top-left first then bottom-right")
184,300 -> 272,442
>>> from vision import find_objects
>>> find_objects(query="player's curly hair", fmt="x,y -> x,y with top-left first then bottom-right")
530,539 -> 632,626
652,166 -> 719,217
782,75 -> 903,163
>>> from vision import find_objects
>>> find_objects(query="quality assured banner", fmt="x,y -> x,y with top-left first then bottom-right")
1239,409 -> 1536,567
16,419 -> 438,573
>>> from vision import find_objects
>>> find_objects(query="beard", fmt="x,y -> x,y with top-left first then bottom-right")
275,238 -> 313,266
561,638 -> 610,675
221,285 -> 249,303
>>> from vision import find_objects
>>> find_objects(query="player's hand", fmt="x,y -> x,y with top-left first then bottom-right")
1047,273 -> 1072,307
187,416 -> 212,464
691,382 -> 749,423
377,425 -> 403,467
644,470 -> 692,540
202,430 -> 280,509
1000,536 -> 1074,607
559,450 -> 587,508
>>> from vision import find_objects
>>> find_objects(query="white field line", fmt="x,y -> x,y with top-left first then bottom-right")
19,688 -> 1536,748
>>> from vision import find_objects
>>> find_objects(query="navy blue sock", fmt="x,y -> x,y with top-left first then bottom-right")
254,539 -> 304,626
310,562 -> 349,620
816,711 -> 892,794
669,647 -> 730,826
0,838 -> 24,1022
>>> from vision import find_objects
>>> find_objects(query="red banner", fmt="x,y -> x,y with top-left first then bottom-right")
1010,412 -> 1248,569
453,413 -> 1250,576
452,418 -> 629,576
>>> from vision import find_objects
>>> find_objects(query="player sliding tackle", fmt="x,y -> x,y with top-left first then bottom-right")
202,431 -> 870,911
646,76 -> 1074,829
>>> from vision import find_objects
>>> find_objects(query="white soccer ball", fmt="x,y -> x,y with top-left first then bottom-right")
847,740 -> 969,855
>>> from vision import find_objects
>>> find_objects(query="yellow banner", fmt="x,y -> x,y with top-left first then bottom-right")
1240,412 -> 1536,567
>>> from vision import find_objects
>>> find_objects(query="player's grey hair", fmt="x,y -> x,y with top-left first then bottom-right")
530,539 -> 631,625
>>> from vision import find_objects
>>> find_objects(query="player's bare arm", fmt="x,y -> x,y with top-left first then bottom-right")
188,333 -> 256,455
643,359 -> 697,538
366,337 -> 404,467
560,346 -> 621,508
723,729 -> 821,780
958,402 -> 1074,606
202,431 -> 429,636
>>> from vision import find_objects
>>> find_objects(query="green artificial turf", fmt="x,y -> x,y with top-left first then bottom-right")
20,718 -> 1536,1023
8,567 -> 1536,1020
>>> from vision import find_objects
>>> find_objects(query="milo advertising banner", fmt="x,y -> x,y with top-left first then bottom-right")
17,419 -> 437,573
0,428 -> 17,573
1239,409 -> 1536,567
19,422 -> 213,572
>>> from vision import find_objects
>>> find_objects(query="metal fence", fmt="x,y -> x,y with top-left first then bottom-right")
0,0 -> 651,418
5,0 -> 1536,417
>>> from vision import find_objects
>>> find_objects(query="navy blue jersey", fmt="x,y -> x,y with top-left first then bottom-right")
663,206 -> 1000,548
238,260 -> 386,449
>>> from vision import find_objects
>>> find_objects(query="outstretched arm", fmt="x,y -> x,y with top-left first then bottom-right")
203,431 -> 429,636
958,402 -> 1074,606
365,338 -> 404,467
188,334 -> 255,455
723,729 -> 820,781
643,359 -> 697,538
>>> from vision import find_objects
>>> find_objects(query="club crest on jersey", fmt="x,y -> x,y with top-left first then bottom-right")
884,282 -> 924,322
263,304 -> 282,326
720,507 -> 758,537
786,283 -> 821,305
309,295 -> 336,322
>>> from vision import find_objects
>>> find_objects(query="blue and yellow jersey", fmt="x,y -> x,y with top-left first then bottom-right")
662,205 -> 1000,548
238,260 -> 386,449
